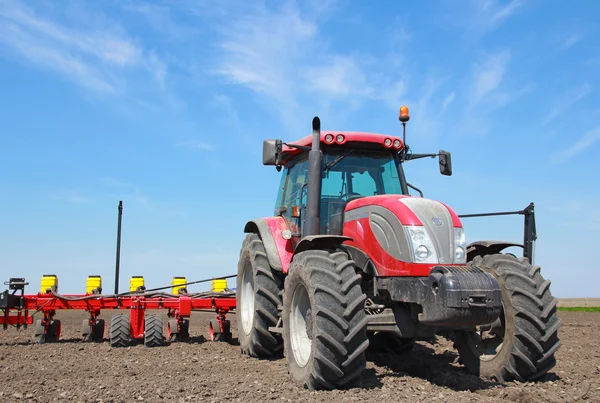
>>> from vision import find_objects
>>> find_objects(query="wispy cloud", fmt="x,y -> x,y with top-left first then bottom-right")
209,2 -> 407,129
553,126 -> 600,163
0,0 -> 166,93
440,92 -> 455,116
100,176 -> 150,206
561,33 -> 586,50
467,50 -> 511,112
174,140 -> 215,151
461,0 -> 524,40
51,189 -> 89,204
542,83 -> 592,126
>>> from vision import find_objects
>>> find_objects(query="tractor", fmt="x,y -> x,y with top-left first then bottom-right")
236,107 -> 561,390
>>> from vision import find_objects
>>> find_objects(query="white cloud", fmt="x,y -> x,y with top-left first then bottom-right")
467,50 -> 511,111
542,83 -> 592,126
0,0 -> 166,93
554,127 -> 600,163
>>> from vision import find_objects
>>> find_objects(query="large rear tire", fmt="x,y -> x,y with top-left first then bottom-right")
454,254 -> 561,382
282,250 -> 369,390
237,233 -> 284,357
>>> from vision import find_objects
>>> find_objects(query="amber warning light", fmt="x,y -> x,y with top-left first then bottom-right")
399,106 -> 410,123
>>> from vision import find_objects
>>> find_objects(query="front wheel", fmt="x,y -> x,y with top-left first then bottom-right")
454,254 -> 561,382
282,250 -> 369,390
237,234 -> 284,357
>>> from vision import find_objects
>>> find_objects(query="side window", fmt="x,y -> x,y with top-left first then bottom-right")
273,167 -> 288,215
281,155 -> 309,222
351,171 -> 377,196
322,171 -> 345,197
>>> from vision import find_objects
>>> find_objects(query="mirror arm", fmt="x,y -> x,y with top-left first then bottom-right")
405,153 -> 438,160
284,143 -> 311,152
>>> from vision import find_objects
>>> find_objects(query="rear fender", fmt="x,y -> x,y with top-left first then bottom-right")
466,240 -> 523,262
244,217 -> 293,272
293,235 -> 352,255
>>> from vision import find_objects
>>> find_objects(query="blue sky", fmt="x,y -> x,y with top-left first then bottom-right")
0,0 -> 598,297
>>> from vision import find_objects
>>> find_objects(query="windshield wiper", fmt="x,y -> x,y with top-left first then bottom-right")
325,150 -> 354,171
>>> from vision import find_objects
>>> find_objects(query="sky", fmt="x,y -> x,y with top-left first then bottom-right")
0,0 -> 598,297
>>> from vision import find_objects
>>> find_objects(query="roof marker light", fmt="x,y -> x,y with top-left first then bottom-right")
336,134 -> 345,144
325,134 -> 334,144
384,138 -> 393,148
399,105 -> 410,123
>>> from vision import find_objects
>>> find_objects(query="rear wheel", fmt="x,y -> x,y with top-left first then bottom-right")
454,254 -> 561,382
237,233 -> 283,357
282,250 -> 369,390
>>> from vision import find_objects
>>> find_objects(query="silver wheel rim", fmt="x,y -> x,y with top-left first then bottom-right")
241,262 -> 255,335
290,283 -> 312,367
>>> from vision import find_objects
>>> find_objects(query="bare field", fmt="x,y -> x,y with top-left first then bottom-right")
1,310 -> 599,402
558,298 -> 600,307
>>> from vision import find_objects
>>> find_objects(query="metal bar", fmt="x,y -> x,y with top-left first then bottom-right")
17,295 -> 237,311
523,203 -> 536,264
114,201 -> 123,294
458,210 -> 524,218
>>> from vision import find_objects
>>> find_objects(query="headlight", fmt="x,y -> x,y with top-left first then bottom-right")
454,227 -> 467,263
406,226 -> 438,264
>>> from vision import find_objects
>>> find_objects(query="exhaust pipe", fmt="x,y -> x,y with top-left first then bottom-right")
303,117 -> 322,237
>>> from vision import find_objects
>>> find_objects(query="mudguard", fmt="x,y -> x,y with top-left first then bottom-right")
244,217 -> 293,272
466,240 -> 523,262
293,235 -> 352,255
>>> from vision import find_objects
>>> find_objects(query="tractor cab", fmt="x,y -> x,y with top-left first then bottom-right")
272,138 -> 408,237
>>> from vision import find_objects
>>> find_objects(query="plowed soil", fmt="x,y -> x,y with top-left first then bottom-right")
1,310 -> 599,402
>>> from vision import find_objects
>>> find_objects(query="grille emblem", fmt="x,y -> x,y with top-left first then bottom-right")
432,217 -> 443,226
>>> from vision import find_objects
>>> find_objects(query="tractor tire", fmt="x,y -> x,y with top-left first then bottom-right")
237,233 -> 284,357
83,319 -> 105,342
92,319 -> 105,342
144,314 -> 164,347
45,320 -> 61,343
454,254 -> 561,382
167,318 -> 190,342
110,314 -> 131,348
282,250 -> 369,390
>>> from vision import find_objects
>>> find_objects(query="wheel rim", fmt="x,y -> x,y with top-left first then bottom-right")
240,261 -> 255,335
290,283 -> 312,367
466,306 -> 507,361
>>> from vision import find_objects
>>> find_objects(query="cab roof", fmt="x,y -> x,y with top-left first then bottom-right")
281,131 -> 404,161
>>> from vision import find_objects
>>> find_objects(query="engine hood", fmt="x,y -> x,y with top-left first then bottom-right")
345,195 -> 462,228
343,195 -> 464,270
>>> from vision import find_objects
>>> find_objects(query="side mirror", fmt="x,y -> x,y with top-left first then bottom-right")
438,150 -> 452,176
263,139 -> 282,166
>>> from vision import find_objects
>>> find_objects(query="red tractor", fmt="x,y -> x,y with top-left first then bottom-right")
236,107 -> 560,390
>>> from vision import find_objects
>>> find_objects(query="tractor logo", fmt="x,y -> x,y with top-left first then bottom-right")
432,217 -> 443,226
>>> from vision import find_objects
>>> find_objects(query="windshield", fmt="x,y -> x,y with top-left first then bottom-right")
322,149 -> 406,199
